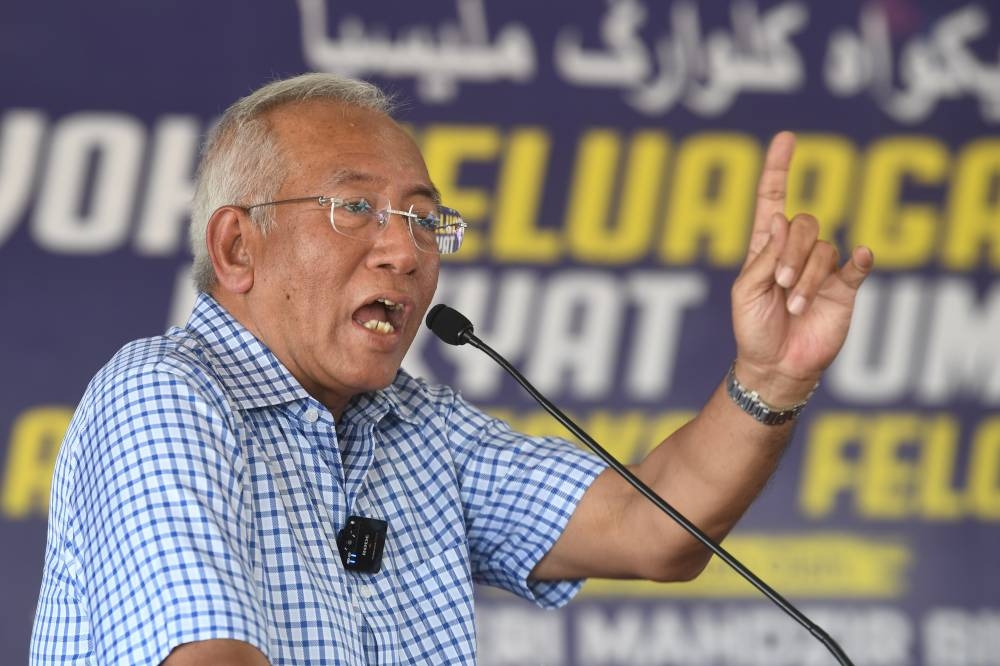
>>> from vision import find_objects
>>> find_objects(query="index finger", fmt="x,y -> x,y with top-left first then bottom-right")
743,131 -> 796,269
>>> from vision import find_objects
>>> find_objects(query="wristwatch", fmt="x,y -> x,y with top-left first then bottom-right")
725,362 -> 816,426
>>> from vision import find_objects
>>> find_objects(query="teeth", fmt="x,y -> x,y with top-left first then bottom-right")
362,298 -> 401,334
362,320 -> 396,334
375,297 -> 402,311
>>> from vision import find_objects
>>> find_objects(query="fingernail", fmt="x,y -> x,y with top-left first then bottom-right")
776,265 -> 795,287
788,294 -> 806,315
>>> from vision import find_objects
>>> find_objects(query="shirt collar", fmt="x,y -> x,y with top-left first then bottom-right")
342,378 -> 422,427
183,293 -> 310,410
183,292 -> 425,425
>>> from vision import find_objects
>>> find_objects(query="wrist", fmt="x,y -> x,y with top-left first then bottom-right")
731,359 -> 821,407
726,363 -> 816,426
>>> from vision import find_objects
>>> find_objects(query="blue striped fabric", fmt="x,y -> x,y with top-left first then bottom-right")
31,293 -> 606,665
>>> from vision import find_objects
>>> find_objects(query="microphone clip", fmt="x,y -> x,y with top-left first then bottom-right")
337,515 -> 388,574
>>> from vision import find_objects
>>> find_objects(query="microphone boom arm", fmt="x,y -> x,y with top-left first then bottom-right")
441,317 -> 854,666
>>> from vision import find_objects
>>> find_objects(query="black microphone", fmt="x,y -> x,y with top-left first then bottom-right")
425,304 -> 475,345
425,303 -> 854,666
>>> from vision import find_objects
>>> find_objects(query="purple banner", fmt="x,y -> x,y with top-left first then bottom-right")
1,1 -> 998,663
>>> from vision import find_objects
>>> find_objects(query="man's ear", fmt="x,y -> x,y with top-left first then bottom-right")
206,206 -> 256,294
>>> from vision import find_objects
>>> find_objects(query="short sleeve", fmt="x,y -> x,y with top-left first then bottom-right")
34,366 -> 270,665
446,396 -> 607,608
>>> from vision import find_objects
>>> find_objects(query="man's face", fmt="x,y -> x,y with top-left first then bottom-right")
241,100 -> 441,415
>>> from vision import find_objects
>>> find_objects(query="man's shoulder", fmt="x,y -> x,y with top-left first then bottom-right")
61,329 -> 242,475
82,328 -> 230,416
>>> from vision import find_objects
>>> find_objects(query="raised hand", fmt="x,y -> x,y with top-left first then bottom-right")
730,132 -> 874,406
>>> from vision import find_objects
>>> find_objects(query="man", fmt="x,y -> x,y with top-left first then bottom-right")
31,73 -> 873,664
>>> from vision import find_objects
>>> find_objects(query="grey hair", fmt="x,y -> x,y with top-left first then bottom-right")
189,73 -> 394,293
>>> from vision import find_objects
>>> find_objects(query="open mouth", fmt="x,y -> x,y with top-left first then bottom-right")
353,297 -> 405,335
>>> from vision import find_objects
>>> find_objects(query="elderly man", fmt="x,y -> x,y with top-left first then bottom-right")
32,73 -> 872,665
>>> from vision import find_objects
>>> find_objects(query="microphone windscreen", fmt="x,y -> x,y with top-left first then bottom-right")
425,304 -> 473,345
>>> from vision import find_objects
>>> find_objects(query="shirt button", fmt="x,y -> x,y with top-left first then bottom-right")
304,407 -> 319,423
359,584 -> 374,598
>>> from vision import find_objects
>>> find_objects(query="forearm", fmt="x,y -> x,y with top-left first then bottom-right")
623,361 -> 818,580
532,364 -> 812,584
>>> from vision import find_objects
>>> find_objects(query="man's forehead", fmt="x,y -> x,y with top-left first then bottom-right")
267,101 -> 438,199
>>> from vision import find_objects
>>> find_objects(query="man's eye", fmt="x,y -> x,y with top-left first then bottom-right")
412,210 -> 440,229
342,198 -> 373,214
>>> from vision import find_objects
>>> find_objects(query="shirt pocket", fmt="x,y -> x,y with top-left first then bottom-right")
394,542 -> 477,662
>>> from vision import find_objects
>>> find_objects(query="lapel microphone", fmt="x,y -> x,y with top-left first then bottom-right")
425,303 -> 855,666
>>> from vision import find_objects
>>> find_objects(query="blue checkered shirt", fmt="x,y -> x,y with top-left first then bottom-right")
31,293 -> 606,665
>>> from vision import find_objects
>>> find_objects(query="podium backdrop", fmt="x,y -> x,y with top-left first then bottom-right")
2,2 -> 998,663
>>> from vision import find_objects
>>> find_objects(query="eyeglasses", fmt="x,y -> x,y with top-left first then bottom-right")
244,195 -> 467,255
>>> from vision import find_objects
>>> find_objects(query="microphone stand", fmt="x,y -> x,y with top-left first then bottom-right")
430,306 -> 854,666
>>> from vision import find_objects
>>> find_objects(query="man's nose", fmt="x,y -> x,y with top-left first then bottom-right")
369,210 -> 420,273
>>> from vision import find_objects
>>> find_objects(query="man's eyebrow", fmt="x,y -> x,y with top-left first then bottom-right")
328,169 -> 442,204
327,168 -> 383,189
408,184 -> 443,205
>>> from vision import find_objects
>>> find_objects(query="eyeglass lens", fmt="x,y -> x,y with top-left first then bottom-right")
330,197 -> 465,254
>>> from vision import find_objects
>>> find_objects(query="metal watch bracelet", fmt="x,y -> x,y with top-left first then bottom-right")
725,362 -> 817,426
